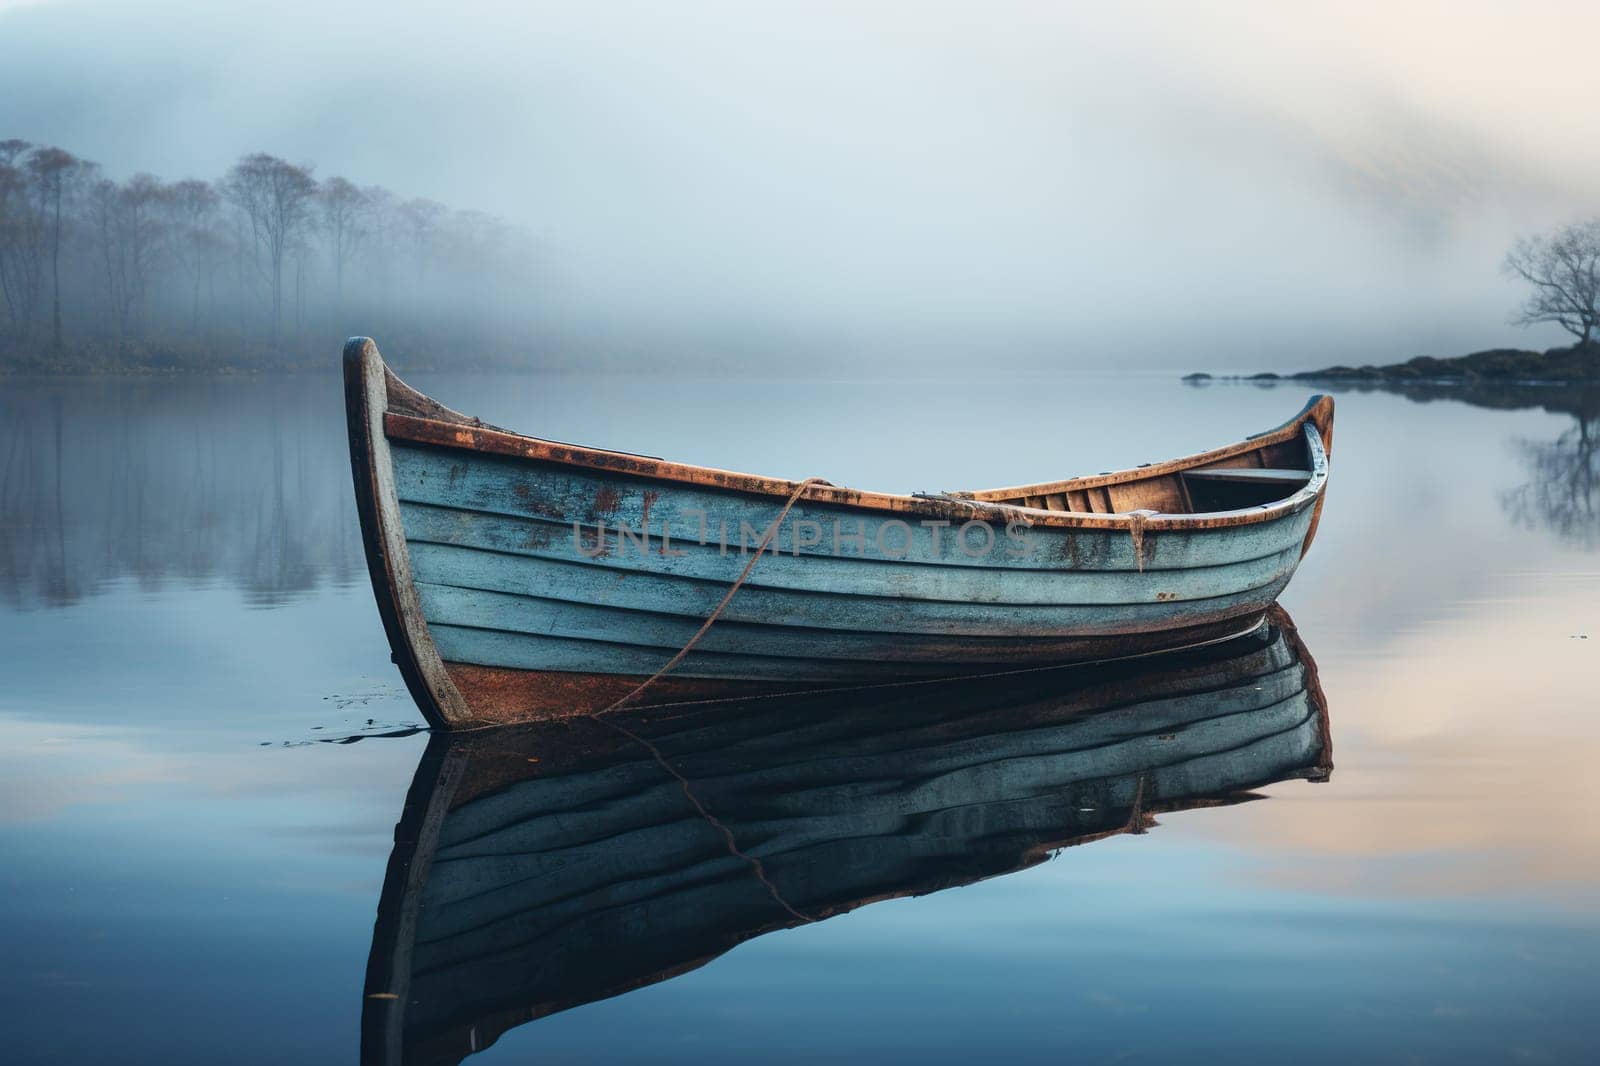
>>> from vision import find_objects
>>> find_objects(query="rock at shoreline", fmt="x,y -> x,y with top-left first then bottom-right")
1294,344 -> 1600,383
1181,342 -> 1600,385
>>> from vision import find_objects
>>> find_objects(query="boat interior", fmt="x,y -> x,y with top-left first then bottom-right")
367,339 -> 1331,521
972,420 -> 1320,516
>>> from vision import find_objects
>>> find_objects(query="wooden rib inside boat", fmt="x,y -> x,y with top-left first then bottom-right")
344,337 -> 1334,727
360,609 -> 1331,1066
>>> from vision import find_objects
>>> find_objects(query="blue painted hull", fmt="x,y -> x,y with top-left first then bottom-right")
394,442 -> 1313,681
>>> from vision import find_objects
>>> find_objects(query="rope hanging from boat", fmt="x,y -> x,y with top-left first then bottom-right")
590,714 -> 817,922
594,476 -> 832,718
582,476 -> 833,924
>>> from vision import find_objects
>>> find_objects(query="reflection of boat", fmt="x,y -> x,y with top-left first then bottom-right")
361,609 -> 1330,1065
344,338 -> 1334,727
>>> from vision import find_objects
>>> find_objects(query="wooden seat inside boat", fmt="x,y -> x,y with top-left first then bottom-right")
1180,467 -> 1311,485
974,414 -> 1320,516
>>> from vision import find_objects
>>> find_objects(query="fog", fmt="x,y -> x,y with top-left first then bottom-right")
2,0 -> 1598,370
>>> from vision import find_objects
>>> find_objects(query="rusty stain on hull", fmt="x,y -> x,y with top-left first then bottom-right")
438,612 -> 1272,723
442,662 -> 827,720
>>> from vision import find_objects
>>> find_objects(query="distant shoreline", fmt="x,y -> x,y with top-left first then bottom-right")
0,335 -> 555,377
1182,342 -> 1600,387
0,344 -> 559,378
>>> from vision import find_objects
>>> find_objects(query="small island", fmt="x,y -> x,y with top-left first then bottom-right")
1220,342 -> 1600,386
1186,219 -> 1600,389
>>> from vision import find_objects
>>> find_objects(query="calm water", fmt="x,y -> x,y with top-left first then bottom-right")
1,370 -> 1596,1064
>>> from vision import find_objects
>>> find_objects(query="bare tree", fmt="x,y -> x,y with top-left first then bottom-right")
222,153 -> 317,346
399,197 -> 446,293
87,173 -> 167,341
118,174 -> 167,338
89,177 -> 134,339
318,176 -> 367,311
87,178 -> 119,327
290,232 -> 316,334
0,139 -> 42,343
360,185 -> 398,290
0,160 -> 19,336
27,147 -> 86,350
1504,220 -> 1600,348
164,179 -> 221,330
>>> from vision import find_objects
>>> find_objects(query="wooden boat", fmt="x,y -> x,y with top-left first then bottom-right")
345,337 -> 1334,727
361,609 -> 1330,1065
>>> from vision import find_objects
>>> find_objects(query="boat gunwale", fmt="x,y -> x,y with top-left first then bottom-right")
378,378 -> 1332,533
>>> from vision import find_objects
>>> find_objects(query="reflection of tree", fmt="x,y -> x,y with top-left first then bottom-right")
1307,380 -> 1600,422
0,376 -> 362,610
1503,415 -> 1600,549
1265,377 -> 1600,550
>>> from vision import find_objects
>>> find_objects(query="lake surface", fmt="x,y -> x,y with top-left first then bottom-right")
1,369 -> 1596,1064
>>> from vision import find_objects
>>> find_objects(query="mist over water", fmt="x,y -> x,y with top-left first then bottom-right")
4,1 -> 1597,369
2,5 -> 1599,1062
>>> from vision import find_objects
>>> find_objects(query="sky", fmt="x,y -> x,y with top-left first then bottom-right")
2,0 -> 1597,369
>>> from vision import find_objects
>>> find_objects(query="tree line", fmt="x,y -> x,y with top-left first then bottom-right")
0,140 -> 544,369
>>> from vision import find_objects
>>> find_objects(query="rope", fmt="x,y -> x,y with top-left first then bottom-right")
592,476 -> 830,718
593,713 -> 816,922
579,476 -> 830,923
